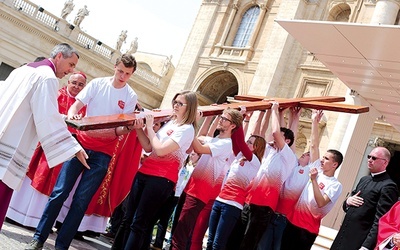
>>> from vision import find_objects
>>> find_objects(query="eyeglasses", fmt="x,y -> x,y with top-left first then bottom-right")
172,100 -> 187,107
367,155 -> 387,161
219,115 -> 232,123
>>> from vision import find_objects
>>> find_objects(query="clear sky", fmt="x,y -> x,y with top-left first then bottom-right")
30,0 -> 202,65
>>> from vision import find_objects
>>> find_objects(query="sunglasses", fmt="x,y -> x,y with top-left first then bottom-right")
367,155 -> 386,161
172,100 -> 187,107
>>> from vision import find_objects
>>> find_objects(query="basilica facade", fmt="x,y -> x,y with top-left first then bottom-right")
161,0 -> 400,243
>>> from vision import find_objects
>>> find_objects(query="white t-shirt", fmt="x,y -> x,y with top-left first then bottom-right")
290,161 -> 342,234
76,76 -> 137,116
75,77 -> 138,155
217,152 -> 261,210
276,160 -> 319,215
184,136 -> 233,203
139,120 -> 195,183
175,164 -> 195,197
246,143 -> 297,209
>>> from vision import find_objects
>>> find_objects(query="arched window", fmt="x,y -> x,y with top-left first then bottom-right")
232,6 -> 260,47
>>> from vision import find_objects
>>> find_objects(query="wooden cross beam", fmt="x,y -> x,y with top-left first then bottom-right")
233,95 -> 369,114
66,96 -> 369,130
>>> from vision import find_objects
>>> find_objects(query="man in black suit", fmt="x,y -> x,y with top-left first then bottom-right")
331,146 -> 399,250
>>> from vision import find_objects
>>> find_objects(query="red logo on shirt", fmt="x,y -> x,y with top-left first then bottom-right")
167,129 -> 173,136
118,100 -> 125,109
318,182 -> 325,190
299,169 -> 304,174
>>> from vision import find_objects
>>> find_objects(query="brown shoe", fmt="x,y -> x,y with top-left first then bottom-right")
150,244 -> 162,250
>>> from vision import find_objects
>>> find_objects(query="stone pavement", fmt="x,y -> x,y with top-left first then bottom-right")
0,220 -> 112,250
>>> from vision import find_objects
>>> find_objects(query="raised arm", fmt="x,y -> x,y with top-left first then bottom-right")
260,110 -> 271,137
271,102 -> 285,150
279,107 -> 288,128
288,107 -> 301,151
231,126 -> 253,160
198,115 -> 214,136
240,105 -> 253,136
310,110 -> 323,163
251,110 -> 269,136
207,116 -> 220,137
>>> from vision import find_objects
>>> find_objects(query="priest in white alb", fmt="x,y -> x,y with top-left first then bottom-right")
0,43 -> 89,230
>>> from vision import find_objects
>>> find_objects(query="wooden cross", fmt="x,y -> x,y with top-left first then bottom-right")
66,95 -> 369,131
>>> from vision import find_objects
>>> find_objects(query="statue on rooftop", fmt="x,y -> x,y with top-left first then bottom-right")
61,0 -> 74,19
127,37 -> 138,54
116,30 -> 128,51
73,5 -> 89,27
161,55 -> 172,76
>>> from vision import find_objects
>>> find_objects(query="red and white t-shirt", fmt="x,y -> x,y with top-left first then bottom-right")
276,160 -> 319,215
184,136 -> 232,203
139,120 -> 194,183
217,152 -> 261,210
288,162 -> 342,234
76,77 -> 137,156
246,143 -> 297,210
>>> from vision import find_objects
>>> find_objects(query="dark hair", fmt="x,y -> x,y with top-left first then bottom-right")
327,149 -> 343,167
34,56 -> 46,62
116,54 -> 137,72
280,127 -> 294,147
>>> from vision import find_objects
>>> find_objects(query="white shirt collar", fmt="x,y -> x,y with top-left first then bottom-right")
371,170 -> 386,177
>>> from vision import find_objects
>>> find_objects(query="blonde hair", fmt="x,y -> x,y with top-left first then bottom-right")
171,90 -> 198,128
223,108 -> 243,132
250,135 -> 266,162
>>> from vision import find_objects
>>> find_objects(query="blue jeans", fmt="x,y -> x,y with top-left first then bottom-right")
34,150 -> 111,250
207,200 -> 241,250
257,213 -> 287,250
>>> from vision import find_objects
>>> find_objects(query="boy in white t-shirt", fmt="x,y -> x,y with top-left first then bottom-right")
261,109 -> 322,250
29,54 -> 138,250
240,102 -> 297,250
281,112 -> 343,250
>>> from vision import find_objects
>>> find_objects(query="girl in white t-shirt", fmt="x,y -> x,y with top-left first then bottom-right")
207,131 -> 266,250
113,91 -> 198,250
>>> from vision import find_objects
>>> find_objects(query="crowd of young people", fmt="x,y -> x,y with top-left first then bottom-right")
0,42 -> 348,250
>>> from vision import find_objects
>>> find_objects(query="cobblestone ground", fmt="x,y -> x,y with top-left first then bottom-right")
0,220 -> 112,250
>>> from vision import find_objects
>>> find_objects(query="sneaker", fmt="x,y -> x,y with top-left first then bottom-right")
25,239 -> 43,250
101,231 -> 115,239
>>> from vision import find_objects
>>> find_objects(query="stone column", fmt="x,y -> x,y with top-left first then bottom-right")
215,2 -> 239,47
370,0 -> 400,25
